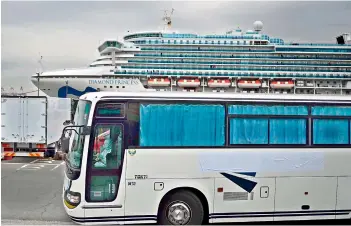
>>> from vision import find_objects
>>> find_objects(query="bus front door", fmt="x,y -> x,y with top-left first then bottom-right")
84,122 -> 127,223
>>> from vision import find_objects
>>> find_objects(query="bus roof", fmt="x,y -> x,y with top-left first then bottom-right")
80,91 -> 351,104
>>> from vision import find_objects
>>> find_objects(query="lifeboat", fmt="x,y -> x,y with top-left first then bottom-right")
177,78 -> 201,87
270,80 -> 294,89
147,77 -> 171,87
208,79 -> 231,88
237,79 -> 262,89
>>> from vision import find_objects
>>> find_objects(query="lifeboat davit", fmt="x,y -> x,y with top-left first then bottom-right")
208,79 -> 231,88
237,79 -> 262,89
270,80 -> 295,89
147,77 -> 171,87
177,78 -> 201,87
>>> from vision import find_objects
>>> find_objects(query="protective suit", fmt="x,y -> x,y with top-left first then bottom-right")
94,126 -> 122,168
94,134 -> 112,168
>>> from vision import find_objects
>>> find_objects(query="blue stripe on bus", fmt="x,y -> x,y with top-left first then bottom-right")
69,215 -> 157,223
70,218 -> 157,223
220,172 -> 257,193
69,214 -> 157,220
210,212 -> 348,219
209,209 -> 351,219
68,210 -> 351,222
234,172 -> 257,177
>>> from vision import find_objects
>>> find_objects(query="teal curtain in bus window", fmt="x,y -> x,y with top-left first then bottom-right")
139,104 -> 225,146
313,119 -> 349,144
230,118 -> 268,144
228,105 -> 308,115
312,106 -> 351,116
269,119 -> 306,144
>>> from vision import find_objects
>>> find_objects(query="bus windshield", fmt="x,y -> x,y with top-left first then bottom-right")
66,100 -> 91,171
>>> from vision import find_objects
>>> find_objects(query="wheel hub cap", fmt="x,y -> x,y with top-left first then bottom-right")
167,202 -> 191,225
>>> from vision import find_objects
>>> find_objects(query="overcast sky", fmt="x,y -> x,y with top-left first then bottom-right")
1,1 -> 351,93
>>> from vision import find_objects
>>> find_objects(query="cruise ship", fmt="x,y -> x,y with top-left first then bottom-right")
31,12 -> 351,98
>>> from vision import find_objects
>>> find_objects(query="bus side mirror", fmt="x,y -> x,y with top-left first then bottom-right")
61,137 -> 70,154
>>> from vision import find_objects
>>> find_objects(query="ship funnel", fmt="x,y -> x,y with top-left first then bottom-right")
336,33 -> 351,45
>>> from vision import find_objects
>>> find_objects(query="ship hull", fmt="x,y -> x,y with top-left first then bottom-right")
31,77 -> 146,98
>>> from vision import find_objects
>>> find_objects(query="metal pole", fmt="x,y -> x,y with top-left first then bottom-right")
37,73 -> 40,96
65,80 -> 68,97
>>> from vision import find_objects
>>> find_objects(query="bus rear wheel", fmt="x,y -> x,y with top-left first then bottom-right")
158,190 -> 204,225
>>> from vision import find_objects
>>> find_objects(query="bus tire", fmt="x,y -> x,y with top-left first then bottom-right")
158,190 -> 204,225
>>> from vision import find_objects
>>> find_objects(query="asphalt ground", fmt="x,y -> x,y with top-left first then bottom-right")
1,157 -> 73,225
1,157 -> 349,225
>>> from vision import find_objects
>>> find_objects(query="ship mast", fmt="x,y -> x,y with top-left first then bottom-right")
162,8 -> 174,31
37,54 -> 43,96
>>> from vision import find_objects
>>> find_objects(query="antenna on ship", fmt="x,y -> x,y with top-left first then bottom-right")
37,53 -> 44,73
253,21 -> 263,33
162,8 -> 174,31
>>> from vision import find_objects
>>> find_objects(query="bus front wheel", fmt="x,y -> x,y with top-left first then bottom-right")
158,190 -> 204,225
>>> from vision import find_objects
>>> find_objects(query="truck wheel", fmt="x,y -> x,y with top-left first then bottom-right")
44,149 -> 53,158
158,190 -> 204,225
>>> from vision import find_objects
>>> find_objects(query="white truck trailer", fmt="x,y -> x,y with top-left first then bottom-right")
1,96 -> 71,159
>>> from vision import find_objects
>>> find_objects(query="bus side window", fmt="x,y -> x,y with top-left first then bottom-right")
92,124 -> 123,170
311,106 -> 351,145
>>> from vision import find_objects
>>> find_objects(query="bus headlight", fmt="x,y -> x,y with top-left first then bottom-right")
64,190 -> 81,209
67,192 -> 80,204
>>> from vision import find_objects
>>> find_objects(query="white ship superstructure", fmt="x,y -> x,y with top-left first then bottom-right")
31,13 -> 351,98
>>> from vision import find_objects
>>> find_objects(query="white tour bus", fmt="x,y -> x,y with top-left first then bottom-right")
61,91 -> 351,225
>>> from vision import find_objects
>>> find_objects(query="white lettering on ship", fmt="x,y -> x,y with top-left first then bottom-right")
88,79 -> 140,86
